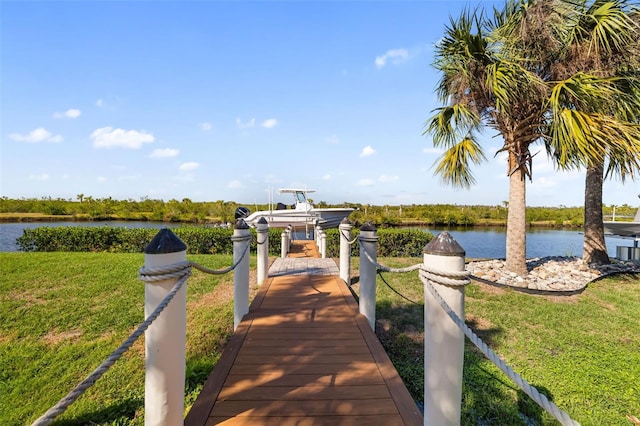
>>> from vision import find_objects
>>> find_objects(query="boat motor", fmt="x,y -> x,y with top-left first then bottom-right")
235,206 -> 250,220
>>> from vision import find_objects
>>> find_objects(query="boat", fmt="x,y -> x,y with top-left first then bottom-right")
235,188 -> 355,230
603,194 -> 640,238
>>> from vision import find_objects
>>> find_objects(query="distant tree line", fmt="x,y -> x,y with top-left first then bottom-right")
2,196 -> 637,228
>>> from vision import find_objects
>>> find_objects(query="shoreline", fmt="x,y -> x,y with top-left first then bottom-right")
0,213 -> 590,229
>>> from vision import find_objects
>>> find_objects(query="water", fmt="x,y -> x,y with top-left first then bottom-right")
0,221 -> 179,252
0,222 -> 636,259
420,226 -> 636,259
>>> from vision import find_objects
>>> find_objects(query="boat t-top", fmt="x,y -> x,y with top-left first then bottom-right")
235,188 -> 354,230
603,193 -> 640,238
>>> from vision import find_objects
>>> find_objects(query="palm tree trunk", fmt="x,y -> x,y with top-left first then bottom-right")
583,162 -> 610,265
506,156 -> 528,277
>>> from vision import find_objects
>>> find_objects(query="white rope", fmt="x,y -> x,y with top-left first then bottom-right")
191,240 -> 251,275
420,270 -> 580,426
33,240 -> 251,425
420,267 -> 470,287
359,239 -> 422,273
340,229 -> 358,245
32,270 -> 190,426
255,228 -> 269,246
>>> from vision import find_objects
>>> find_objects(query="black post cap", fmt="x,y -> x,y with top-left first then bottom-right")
144,228 -> 187,254
360,221 -> 376,231
423,231 -> 465,257
235,218 -> 250,229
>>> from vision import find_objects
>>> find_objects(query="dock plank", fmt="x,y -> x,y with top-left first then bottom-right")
185,241 -> 423,426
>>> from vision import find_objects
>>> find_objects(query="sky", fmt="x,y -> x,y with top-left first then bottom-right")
1,0 -> 638,208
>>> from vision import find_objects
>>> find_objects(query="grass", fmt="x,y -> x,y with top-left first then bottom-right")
359,257 -> 640,426
1,252 -> 638,425
0,252 -> 256,425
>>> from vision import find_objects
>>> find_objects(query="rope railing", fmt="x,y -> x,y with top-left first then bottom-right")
419,269 -> 579,426
339,229 -> 359,245
31,238 -> 252,426
359,240 -> 422,273
357,245 -> 579,426
32,272 -> 190,426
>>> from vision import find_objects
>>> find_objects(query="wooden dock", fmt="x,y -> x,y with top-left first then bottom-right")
185,241 -> 423,425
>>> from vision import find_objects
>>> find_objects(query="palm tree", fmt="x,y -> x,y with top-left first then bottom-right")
426,0 -> 640,276
542,1 -> 640,265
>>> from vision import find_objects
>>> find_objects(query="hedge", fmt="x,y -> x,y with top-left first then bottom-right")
16,226 -> 433,257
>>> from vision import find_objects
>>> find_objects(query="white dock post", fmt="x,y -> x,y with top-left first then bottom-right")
315,223 -> 322,249
319,228 -> 327,258
339,218 -> 352,285
232,219 -> 251,330
256,217 -> 269,286
358,222 -> 378,330
281,229 -> 288,258
423,231 -> 468,426
143,229 -> 187,426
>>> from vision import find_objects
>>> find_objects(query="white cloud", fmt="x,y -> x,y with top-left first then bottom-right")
174,173 -> 196,183
375,48 -> 409,69
228,180 -> 245,189
9,128 -> 62,143
117,174 -> 141,182
325,135 -> 340,144
360,145 -> 376,158
179,161 -> 200,171
54,109 -> 81,119
422,147 -> 443,155
29,173 -> 50,181
261,118 -> 278,128
91,127 -> 154,149
97,176 -> 107,182
236,118 -> 256,129
530,176 -> 558,189
322,174 -> 331,180
96,99 -> 104,107
357,178 -> 375,186
201,122 -> 212,131
150,148 -> 180,158
379,174 -> 399,182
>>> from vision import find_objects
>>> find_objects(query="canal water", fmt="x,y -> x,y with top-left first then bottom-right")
0,222 -> 636,259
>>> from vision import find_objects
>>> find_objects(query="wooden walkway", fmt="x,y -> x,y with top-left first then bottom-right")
185,241 -> 423,425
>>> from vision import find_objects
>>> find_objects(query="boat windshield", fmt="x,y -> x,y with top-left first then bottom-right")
295,191 -> 308,203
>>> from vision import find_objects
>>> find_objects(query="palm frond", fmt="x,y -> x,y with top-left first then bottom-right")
433,136 -> 487,188
425,104 -> 480,148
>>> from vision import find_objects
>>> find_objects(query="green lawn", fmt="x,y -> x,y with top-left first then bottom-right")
367,257 -> 640,426
0,252 -> 250,425
1,253 -> 638,425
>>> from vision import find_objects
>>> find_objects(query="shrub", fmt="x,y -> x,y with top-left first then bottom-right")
325,228 -> 433,258
16,226 -> 289,256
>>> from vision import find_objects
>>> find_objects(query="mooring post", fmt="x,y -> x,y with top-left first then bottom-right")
339,218 -> 352,285
232,219 -> 251,330
256,217 -> 268,286
319,228 -> 327,258
358,222 -> 378,330
142,228 -> 187,426
423,231 -> 468,425
315,223 -> 322,249
281,229 -> 288,258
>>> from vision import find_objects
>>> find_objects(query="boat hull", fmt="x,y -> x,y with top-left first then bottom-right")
603,221 -> 640,238
243,208 -> 353,229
